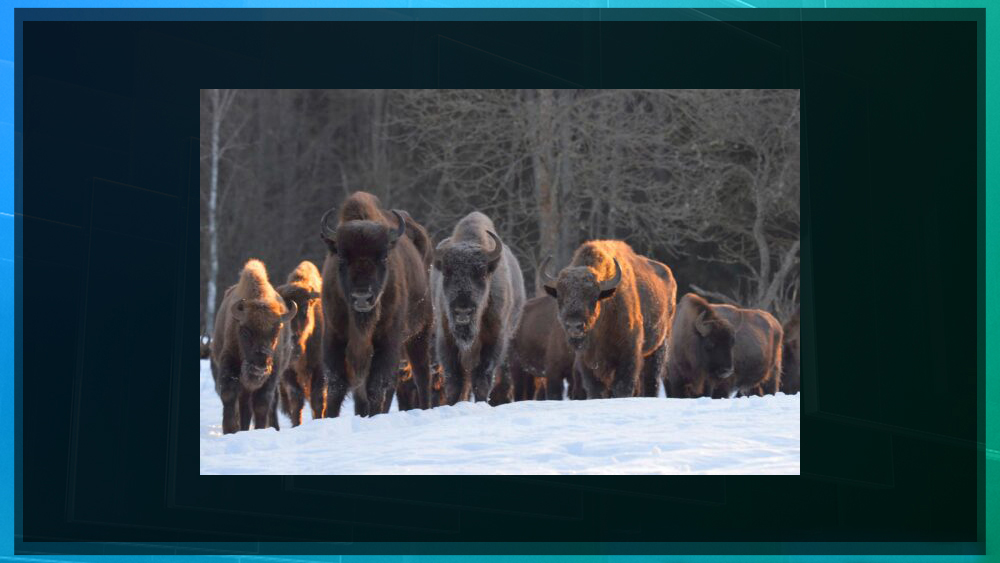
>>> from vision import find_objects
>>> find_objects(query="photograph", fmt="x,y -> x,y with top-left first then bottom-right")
198,88 -> 801,475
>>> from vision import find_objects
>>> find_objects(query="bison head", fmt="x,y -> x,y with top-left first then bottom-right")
275,284 -> 320,360
433,231 -> 504,348
231,297 -> 297,387
320,208 -> 406,314
540,256 -> 621,351
693,309 -> 736,380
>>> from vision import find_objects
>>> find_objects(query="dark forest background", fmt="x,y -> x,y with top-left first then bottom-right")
199,89 -> 800,335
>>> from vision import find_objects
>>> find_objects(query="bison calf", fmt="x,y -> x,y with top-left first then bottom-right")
210,259 -> 297,434
541,241 -> 676,399
432,212 -> 526,404
667,293 -> 783,399
505,296 -> 577,402
274,260 -> 325,426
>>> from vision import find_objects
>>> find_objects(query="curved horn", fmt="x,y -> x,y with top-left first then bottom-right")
484,231 -> 503,263
599,258 -> 622,292
388,210 -> 406,243
539,255 -> 557,286
280,299 -> 298,323
319,207 -> 337,240
694,310 -> 712,337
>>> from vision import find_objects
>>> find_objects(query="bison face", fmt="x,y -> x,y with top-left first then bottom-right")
434,232 -> 504,348
694,311 -> 736,380
321,212 -> 405,315
231,298 -> 297,388
542,259 -> 622,351
276,285 -> 320,360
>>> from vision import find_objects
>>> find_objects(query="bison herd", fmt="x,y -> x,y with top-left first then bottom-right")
208,191 -> 800,434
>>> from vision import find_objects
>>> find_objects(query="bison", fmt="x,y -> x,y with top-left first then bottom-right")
320,191 -> 434,416
432,212 -> 525,404
540,241 -> 676,399
666,293 -> 783,399
273,260 -> 325,426
396,359 -> 447,410
780,306 -> 800,394
210,259 -> 297,433
504,296 -> 578,402
200,335 -> 211,359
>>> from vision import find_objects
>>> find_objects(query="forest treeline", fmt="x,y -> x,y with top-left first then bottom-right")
200,89 -> 800,334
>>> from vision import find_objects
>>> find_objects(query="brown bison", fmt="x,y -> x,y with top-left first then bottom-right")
320,192 -> 434,416
504,296 -> 578,402
210,259 -> 297,433
780,306 -> 800,394
432,212 -> 526,404
666,293 -> 783,399
541,241 -> 677,399
273,260 -> 324,426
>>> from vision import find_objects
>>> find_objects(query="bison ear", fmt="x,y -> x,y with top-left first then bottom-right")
543,284 -> 558,299
694,310 -> 712,337
231,299 -> 248,322
321,233 -> 337,254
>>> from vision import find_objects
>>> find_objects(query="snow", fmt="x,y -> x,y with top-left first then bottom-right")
200,360 -> 799,475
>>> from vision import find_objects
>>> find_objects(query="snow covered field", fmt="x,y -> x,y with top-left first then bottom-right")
200,360 -> 799,475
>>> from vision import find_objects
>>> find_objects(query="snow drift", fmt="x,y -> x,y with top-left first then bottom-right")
200,360 -> 799,475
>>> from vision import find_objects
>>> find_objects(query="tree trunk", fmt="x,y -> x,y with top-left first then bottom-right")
206,88 -> 221,336
532,89 -> 558,264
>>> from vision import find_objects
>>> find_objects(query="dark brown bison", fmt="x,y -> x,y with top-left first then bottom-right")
504,296 -> 577,402
780,306 -> 800,394
273,260 -> 324,426
432,212 -> 526,404
541,241 -> 676,399
666,293 -> 783,399
210,259 -> 297,433
320,192 -> 434,416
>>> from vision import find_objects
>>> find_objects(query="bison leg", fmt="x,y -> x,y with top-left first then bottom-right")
610,355 -> 640,399
438,338 -> 467,405
281,368 -> 305,427
252,377 -> 279,430
238,390 -> 253,430
364,339 -> 400,415
405,324 -> 433,410
638,343 -> 667,398
215,363 -> 242,434
309,366 -> 326,419
489,367 -> 513,406
471,340 -> 505,403
323,336 -> 349,418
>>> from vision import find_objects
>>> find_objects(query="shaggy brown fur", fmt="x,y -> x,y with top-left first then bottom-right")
210,259 -> 296,433
667,293 -> 783,398
320,192 -> 434,416
780,306 -> 800,394
274,260 -> 325,426
543,241 -> 677,399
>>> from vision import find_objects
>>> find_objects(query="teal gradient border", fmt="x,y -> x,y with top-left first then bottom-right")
3,1 -> 993,561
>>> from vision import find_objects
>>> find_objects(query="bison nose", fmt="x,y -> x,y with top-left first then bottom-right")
453,306 -> 474,325
351,290 -> 374,300
565,321 -> 585,337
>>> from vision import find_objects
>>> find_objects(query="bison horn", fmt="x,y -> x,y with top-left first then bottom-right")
389,210 -> 406,243
280,298 -> 298,323
694,310 -> 712,337
599,258 -> 622,292
319,207 -> 338,242
484,231 -> 503,264
539,255 -> 558,286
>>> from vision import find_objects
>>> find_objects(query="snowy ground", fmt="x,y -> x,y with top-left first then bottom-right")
200,360 -> 799,475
